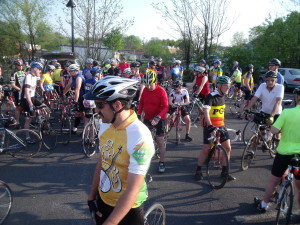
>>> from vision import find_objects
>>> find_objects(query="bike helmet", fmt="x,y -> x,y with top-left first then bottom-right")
265,70 -> 278,78
130,62 -> 140,67
93,60 -> 99,67
13,58 -> 23,66
63,61 -> 72,68
85,58 -> 94,64
54,62 -> 61,69
194,66 -> 206,73
104,59 -> 112,65
68,64 -> 80,71
50,59 -> 58,64
175,60 -> 181,64
90,67 -> 102,76
214,60 -> 222,65
110,59 -> 117,65
217,75 -> 231,84
156,57 -> 162,62
30,62 -> 43,70
199,59 -> 206,64
123,68 -> 131,75
293,87 -> 300,95
143,70 -> 157,85
268,58 -> 281,66
46,65 -> 56,72
149,61 -> 156,66
173,80 -> 183,88
83,76 -> 137,101
246,64 -> 254,71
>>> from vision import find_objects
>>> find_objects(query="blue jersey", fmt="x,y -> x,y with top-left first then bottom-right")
72,73 -> 85,97
277,72 -> 284,85
170,66 -> 184,81
82,67 -> 91,79
84,77 -> 97,93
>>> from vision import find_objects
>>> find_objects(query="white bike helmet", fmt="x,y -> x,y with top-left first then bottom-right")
68,64 -> 80,71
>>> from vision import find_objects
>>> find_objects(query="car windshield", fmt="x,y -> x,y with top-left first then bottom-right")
289,69 -> 300,75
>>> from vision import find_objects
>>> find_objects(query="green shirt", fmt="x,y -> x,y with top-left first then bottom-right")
232,70 -> 242,83
273,105 -> 300,155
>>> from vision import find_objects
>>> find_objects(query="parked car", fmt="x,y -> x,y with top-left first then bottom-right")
258,68 -> 300,90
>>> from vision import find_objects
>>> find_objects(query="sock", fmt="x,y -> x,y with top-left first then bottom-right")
74,117 -> 81,128
261,200 -> 268,209
222,166 -> 227,173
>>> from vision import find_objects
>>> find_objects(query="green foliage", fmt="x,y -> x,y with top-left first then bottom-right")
123,35 -> 142,49
103,29 -> 124,51
144,38 -> 174,61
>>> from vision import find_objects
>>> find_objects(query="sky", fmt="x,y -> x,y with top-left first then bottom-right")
55,0 -> 291,46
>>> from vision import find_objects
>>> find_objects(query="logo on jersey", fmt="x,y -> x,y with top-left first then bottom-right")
132,141 -> 152,164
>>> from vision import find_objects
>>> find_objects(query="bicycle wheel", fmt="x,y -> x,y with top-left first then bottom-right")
175,117 -> 181,145
206,145 -> 229,190
189,103 -> 203,125
276,182 -> 294,225
82,122 -> 98,157
229,98 -> 240,115
226,86 -> 235,99
60,115 -> 71,145
0,181 -> 12,225
41,119 -> 58,150
242,120 -> 258,145
241,135 -> 258,171
7,129 -> 42,159
144,203 -> 166,225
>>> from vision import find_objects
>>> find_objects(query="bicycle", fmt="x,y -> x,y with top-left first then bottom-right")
227,127 -> 241,143
149,125 -> 167,160
0,116 -> 42,159
0,180 -> 12,225
187,95 -> 204,126
241,112 -> 278,171
0,85 -> 16,117
82,113 -> 101,157
206,127 -> 230,190
30,105 -> 58,150
166,105 -> 183,145
274,155 -> 300,225
58,98 -> 74,145
144,203 -> 166,225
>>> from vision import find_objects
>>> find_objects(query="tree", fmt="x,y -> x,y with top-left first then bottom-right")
123,35 -> 142,50
143,38 -> 171,59
103,29 -> 124,52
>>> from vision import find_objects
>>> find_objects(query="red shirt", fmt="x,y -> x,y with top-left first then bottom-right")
196,74 -> 210,97
119,62 -> 130,73
138,85 -> 168,120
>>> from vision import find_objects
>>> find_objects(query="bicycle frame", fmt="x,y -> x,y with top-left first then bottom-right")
0,128 -> 26,153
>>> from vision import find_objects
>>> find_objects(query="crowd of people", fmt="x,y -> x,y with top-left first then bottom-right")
4,55 -> 300,224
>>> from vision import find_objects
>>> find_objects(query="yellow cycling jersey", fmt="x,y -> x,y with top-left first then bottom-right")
242,72 -> 254,90
40,73 -> 53,85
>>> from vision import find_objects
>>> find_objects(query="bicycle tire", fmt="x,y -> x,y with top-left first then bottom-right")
241,135 -> 258,171
229,98 -> 240,115
189,102 -> 203,125
242,120 -> 258,145
275,182 -> 294,225
60,114 -> 71,145
0,181 -> 12,225
82,122 -> 98,157
41,119 -> 58,150
226,86 -> 235,99
144,203 -> 166,225
175,116 -> 181,145
206,145 -> 229,190
7,129 -> 42,159
267,136 -> 278,158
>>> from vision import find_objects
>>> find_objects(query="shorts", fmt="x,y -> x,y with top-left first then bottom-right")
235,83 -> 241,89
76,97 -> 85,112
95,194 -> 144,225
144,119 -> 165,137
203,126 -> 230,144
271,153 -> 300,180
13,91 -> 20,106
20,97 -> 42,116
196,94 -> 206,103
168,106 -> 189,117
261,112 -> 280,123
243,89 -> 252,101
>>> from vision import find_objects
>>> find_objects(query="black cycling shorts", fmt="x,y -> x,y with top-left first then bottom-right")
95,194 -> 144,225
20,97 -> 42,116
243,89 -> 252,101
272,153 -> 300,180
203,126 -> 230,144
144,119 -> 165,137
168,106 -> 189,117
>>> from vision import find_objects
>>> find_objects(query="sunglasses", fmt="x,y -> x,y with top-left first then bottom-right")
95,101 -> 108,109
266,79 -> 276,82
269,64 -> 276,67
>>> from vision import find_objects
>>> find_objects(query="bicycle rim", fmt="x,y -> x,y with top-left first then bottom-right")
189,103 -> 203,125
144,203 -> 166,225
0,181 -> 12,225
276,183 -> 294,225
7,129 -> 42,159
229,99 -> 239,114
41,120 -> 58,150
241,135 -> 258,171
242,120 -> 258,145
60,116 -> 71,145
82,123 -> 98,157
206,146 -> 229,190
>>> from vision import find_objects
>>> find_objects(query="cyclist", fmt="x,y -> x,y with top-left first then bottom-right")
40,65 -> 55,107
60,61 -> 72,91
145,61 -> 157,75
107,59 -> 121,76
85,76 -> 154,225
138,70 -> 168,173
268,58 -> 284,85
119,57 -> 130,75
129,62 -> 144,101
194,76 -> 236,181
169,60 -> 184,81
199,59 -> 209,72
63,64 -> 85,134
211,60 -> 223,91
237,64 -> 254,118
254,87 -> 300,213
230,61 -> 242,75
20,62 -> 43,132
166,80 -> 193,142
49,59 -> 58,65
156,57 -> 166,85
82,58 -> 94,79
230,64 -> 242,98
190,66 -> 210,103
52,62 -> 62,95
10,59 -> 26,125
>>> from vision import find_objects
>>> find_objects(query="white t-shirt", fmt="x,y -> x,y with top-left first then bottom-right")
20,74 -> 37,99
254,83 -> 284,115
169,88 -> 189,105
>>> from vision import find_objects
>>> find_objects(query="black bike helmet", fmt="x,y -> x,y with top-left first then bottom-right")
293,87 -> 300,95
246,64 -> 254,71
265,70 -> 278,78
149,61 -> 156,66
268,58 -> 281,66
173,80 -> 183,88
130,62 -> 140,67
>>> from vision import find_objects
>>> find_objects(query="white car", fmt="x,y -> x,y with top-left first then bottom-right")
258,68 -> 300,90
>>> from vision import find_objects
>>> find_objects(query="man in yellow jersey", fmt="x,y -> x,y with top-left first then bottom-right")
194,76 -> 236,181
85,76 -> 154,225
211,60 -> 223,91
52,62 -> 62,95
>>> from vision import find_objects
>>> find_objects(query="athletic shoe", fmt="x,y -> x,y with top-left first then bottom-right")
221,172 -> 236,181
158,162 -> 165,173
194,171 -> 204,181
185,134 -> 193,142
254,197 -> 267,213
